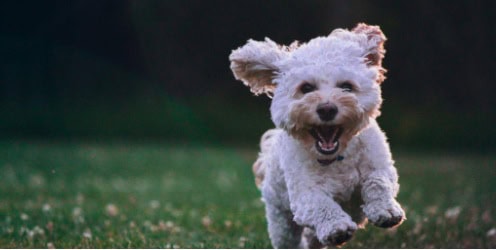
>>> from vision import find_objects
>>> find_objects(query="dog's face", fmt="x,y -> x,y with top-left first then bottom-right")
230,23 -> 387,162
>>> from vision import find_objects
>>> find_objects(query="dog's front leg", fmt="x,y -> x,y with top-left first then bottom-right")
286,183 -> 357,246
362,174 -> 405,228
361,169 -> 405,228
358,124 -> 405,228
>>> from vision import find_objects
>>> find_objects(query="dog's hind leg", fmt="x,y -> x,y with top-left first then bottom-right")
262,165 -> 304,248
253,129 -> 281,188
259,131 -> 303,248
256,129 -> 304,248
265,202 -> 303,248
301,227 -> 323,249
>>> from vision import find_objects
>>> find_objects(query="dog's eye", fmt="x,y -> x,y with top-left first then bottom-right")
337,82 -> 354,92
299,82 -> 317,94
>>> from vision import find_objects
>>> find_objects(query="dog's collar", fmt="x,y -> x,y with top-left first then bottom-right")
317,155 -> 344,166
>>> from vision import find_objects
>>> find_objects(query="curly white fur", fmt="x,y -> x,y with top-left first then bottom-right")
230,23 -> 405,248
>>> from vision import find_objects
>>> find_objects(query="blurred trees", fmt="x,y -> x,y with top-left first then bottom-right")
0,0 -> 494,149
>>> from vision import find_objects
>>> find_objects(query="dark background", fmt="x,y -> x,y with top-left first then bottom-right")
1,0 -> 495,150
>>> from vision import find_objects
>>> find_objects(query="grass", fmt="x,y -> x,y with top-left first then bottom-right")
0,140 -> 495,248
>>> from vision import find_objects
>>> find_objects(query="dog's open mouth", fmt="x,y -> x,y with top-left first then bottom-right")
309,126 -> 342,155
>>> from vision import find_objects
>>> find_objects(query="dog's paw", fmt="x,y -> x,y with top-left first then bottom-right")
317,218 -> 357,246
363,200 -> 405,228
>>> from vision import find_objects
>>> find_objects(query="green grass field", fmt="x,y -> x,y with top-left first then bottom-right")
0,140 -> 495,248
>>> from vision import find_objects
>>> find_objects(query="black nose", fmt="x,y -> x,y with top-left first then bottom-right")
316,103 -> 338,121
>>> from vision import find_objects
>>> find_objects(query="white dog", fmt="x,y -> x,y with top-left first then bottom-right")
229,23 -> 405,248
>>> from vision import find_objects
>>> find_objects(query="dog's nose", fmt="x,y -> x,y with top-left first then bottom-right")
316,103 -> 338,121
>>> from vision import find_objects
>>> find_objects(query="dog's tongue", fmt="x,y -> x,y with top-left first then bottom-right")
319,140 -> 335,150
316,126 -> 338,150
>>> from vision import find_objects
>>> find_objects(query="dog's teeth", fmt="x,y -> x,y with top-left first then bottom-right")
318,141 -> 336,152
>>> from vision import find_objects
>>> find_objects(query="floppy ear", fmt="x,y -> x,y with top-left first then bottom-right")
352,23 -> 386,66
229,38 -> 286,96
352,23 -> 387,83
